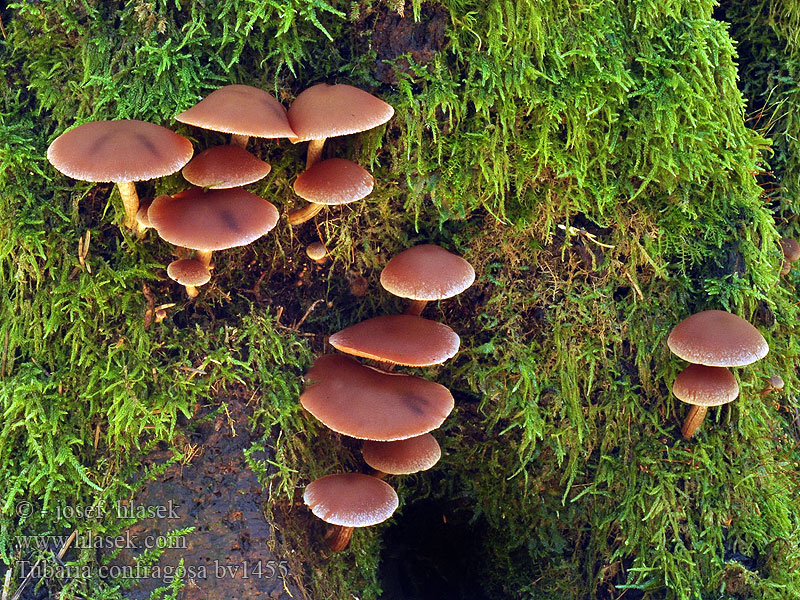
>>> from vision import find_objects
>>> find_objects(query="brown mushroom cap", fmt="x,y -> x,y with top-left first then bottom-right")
293,158 -> 374,205
672,364 -> 739,407
166,259 -> 212,287
306,241 -> 328,261
667,310 -> 769,367
300,354 -> 454,441
148,187 -> 279,251
287,83 -> 394,142
175,84 -> 296,139
781,238 -> 800,262
329,315 -> 460,366
362,434 -> 442,475
380,244 -> 476,301
47,120 -> 193,182
303,473 -> 398,527
182,145 -> 271,189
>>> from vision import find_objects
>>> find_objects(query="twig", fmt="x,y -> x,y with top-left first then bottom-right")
291,299 -> 323,330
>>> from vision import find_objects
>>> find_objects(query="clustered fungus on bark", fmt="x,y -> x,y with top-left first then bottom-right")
667,310 -> 769,439
299,244 -> 475,551
45,83 -> 394,298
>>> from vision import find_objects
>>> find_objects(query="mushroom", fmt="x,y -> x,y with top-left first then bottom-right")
306,241 -> 329,264
362,433 -> 442,478
760,375 -> 785,396
303,473 -> 398,552
181,145 -> 271,189
328,314 -> 460,367
667,310 -> 768,438
672,364 -> 739,438
46,120 -> 193,231
167,258 -> 212,298
667,310 -> 769,367
380,244 -> 476,316
780,238 -> 800,262
175,84 -> 296,148
286,83 -> 393,225
300,354 -> 454,441
288,158 -> 375,225
148,187 -> 279,282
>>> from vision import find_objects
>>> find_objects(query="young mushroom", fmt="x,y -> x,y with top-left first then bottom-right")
303,473 -> 399,552
380,244 -> 476,316
305,241 -> 329,264
362,433 -> 442,479
289,158 -> 375,225
47,120 -> 193,232
672,364 -> 739,439
167,258 -> 212,298
181,145 -> 271,189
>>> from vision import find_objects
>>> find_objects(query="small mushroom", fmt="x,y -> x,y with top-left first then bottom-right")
167,258 -> 211,298
289,158 -> 374,225
47,120 -> 193,231
672,364 -> 739,438
175,84 -> 296,148
182,145 -> 271,189
362,433 -> 441,478
380,244 -> 476,316
760,374 -> 785,396
303,473 -> 398,552
780,238 -> 800,262
306,241 -> 329,264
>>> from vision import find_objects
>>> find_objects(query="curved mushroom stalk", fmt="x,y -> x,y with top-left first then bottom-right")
324,525 -> 353,552
288,202 -> 324,226
681,405 -> 708,439
117,181 -> 140,230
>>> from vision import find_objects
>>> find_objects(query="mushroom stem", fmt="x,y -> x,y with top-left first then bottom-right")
324,525 -> 353,552
230,133 -> 250,148
288,202 -> 324,226
184,285 -> 200,298
196,250 -> 213,269
681,405 -> 708,439
404,300 -> 428,317
369,469 -> 388,480
116,181 -> 140,230
306,138 -> 326,169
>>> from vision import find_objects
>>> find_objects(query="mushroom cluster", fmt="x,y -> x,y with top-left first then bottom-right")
667,310 -> 769,438
47,82 -> 394,298
300,243 -> 474,551
287,83 -> 394,225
